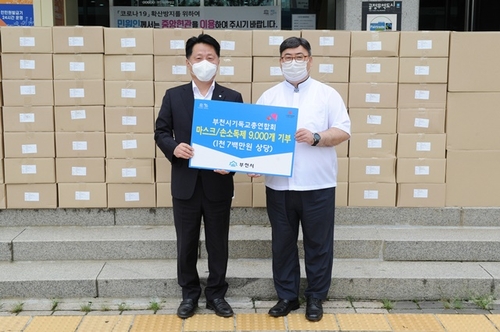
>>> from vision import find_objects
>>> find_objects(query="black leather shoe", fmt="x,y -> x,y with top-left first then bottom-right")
306,297 -> 323,322
268,299 -> 300,317
206,298 -> 234,317
177,299 -> 197,319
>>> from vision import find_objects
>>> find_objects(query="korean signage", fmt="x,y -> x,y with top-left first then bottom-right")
0,0 -> 34,26
361,1 -> 402,31
190,100 -> 298,176
110,6 -> 280,29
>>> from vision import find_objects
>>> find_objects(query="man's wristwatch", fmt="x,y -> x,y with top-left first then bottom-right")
312,133 -> 321,146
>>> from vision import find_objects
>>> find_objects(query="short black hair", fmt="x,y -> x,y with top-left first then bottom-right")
185,33 -> 221,58
279,37 -> 312,56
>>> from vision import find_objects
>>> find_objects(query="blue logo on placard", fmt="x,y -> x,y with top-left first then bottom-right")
229,161 -> 238,167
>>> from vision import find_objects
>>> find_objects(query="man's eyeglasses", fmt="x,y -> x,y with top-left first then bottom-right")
281,54 -> 309,64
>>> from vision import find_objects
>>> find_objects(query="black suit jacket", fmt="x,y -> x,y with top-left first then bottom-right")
155,82 -> 244,201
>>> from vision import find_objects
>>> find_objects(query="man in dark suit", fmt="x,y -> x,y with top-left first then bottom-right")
155,34 -> 243,319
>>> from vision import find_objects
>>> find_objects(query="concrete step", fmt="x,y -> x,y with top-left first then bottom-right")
0,258 -> 498,301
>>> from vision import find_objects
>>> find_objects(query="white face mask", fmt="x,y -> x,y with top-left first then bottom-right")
190,59 -> 218,82
281,59 -> 309,83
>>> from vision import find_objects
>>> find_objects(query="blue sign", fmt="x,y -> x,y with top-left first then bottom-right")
0,4 -> 34,26
189,99 -> 298,176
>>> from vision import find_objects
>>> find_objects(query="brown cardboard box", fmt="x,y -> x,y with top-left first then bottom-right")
348,182 -> 396,207
337,157 -> 348,182
52,26 -> 104,54
3,132 -> 55,158
2,80 -> 54,106
154,56 -> 191,82
155,157 -> 172,183
399,31 -> 450,57
106,158 -> 155,183
203,30 -> 252,56
0,161 -> 4,183
349,57 -> 399,83
397,108 -> 445,134
2,106 -> 54,132
0,185 -> 6,209
54,106 -> 105,132
104,81 -> 154,107
336,140 -> 349,158
348,83 -> 398,109
234,173 -> 252,183
446,150 -> 500,207
252,57 -> 283,82
448,32 -> 500,92
55,132 -> 105,158
221,82 -> 251,104
217,57 -> 252,83
349,157 -> 396,183
301,30 -> 351,57
396,158 -> 446,184
1,53 -> 53,80
104,107 -> 154,133
1,27 -> 53,53
104,55 -> 153,81
447,92 -> 500,150
105,133 -> 155,159
53,79 -> 104,106
397,133 -> 446,159
309,57 -> 349,83
348,133 -> 397,158
53,54 -> 104,80
156,183 -> 172,207
56,157 -> 105,183
252,30 -> 298,56
336,182 -> 348,207
232,182 -> 252,207
252,182 -> 266,207
6,183 -> 57,209
397,183 -> 446,207
153,28 -> 203,55
251,82 -> 278,103
349,108 -> 397,133
58,183 -> 107,208
350,31 -> 399,57
398,57 -> 448,84
4,158 -> 55,184
397,83 -> 447,109
107,183 -> 156,208
104,28 -> 154,55
325,83 -> 348,106
154,82 -> 183,106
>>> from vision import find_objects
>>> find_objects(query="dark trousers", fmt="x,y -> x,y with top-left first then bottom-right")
266,186 -> 336,301
173,178 -> 232,301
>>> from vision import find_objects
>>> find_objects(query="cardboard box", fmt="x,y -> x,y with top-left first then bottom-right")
0,161 -> 4,183
6,183 -> 57,209
252,57 -> 282,82
348,83 -> 398,108
252,30 -> 298,56
104,106 -> 154,133
251,82 -> 278,103
1,27 -> 53,53
397,133 -> 446,158
398,57 -> 448,84
447,92 -> 500,150
2,106 -> 54,132
336,182 -> 348,207
55,132 -> 105,158
337,157 -> 348,182
350,31 -> 399,57
348,182 -> 396,207
349,108 -> 397,133
155,158 -> 172,183
1,53 -> 53,80
154,56 -> 191,82
309,57 -> 349,83
106,158 -> 155,183
397,183 -> 446,207
54,106 -> 104,132
56,157 -> 105,183
104,28 -> 154,55
0,185 -> 6,209
202,29 -> 253,56
397,83 -> 447,109
104,55 -> 153,81
399,31 -> 450,57
53,79 -> 104,106
154,82 -> 184,106
396,158 -> 446,184
234,173 -> 252,183
448,32 -> 500,92
397,108 -> 445,134
105,133 -> 155,159
156,183 -> 173,207
4,158 -> 55,184
3,132 -> 55,158
348,133 -> 397,158
104,81 -> 154,107
232,182 -> 252,207
2,80 -> 54,106
217,57 -> 252,83
349,157 -> 396,183
107,183 -> 156,208
301,30 -> 351,57
220,82 -> 251,104
324,83 -> 348,106
349,57 -> 399,83
252,182 -> 266,207
52,26 -> 104,53
153,28 -> 203,55
336,139 -> 349,158
58,183 -> 107,208
53,54 -> 104,80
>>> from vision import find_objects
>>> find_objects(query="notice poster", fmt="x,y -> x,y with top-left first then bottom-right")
362,1 -> 402,31
0,0 -> 34,26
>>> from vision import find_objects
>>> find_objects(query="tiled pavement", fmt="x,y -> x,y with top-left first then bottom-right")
1,297 -> 500,331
